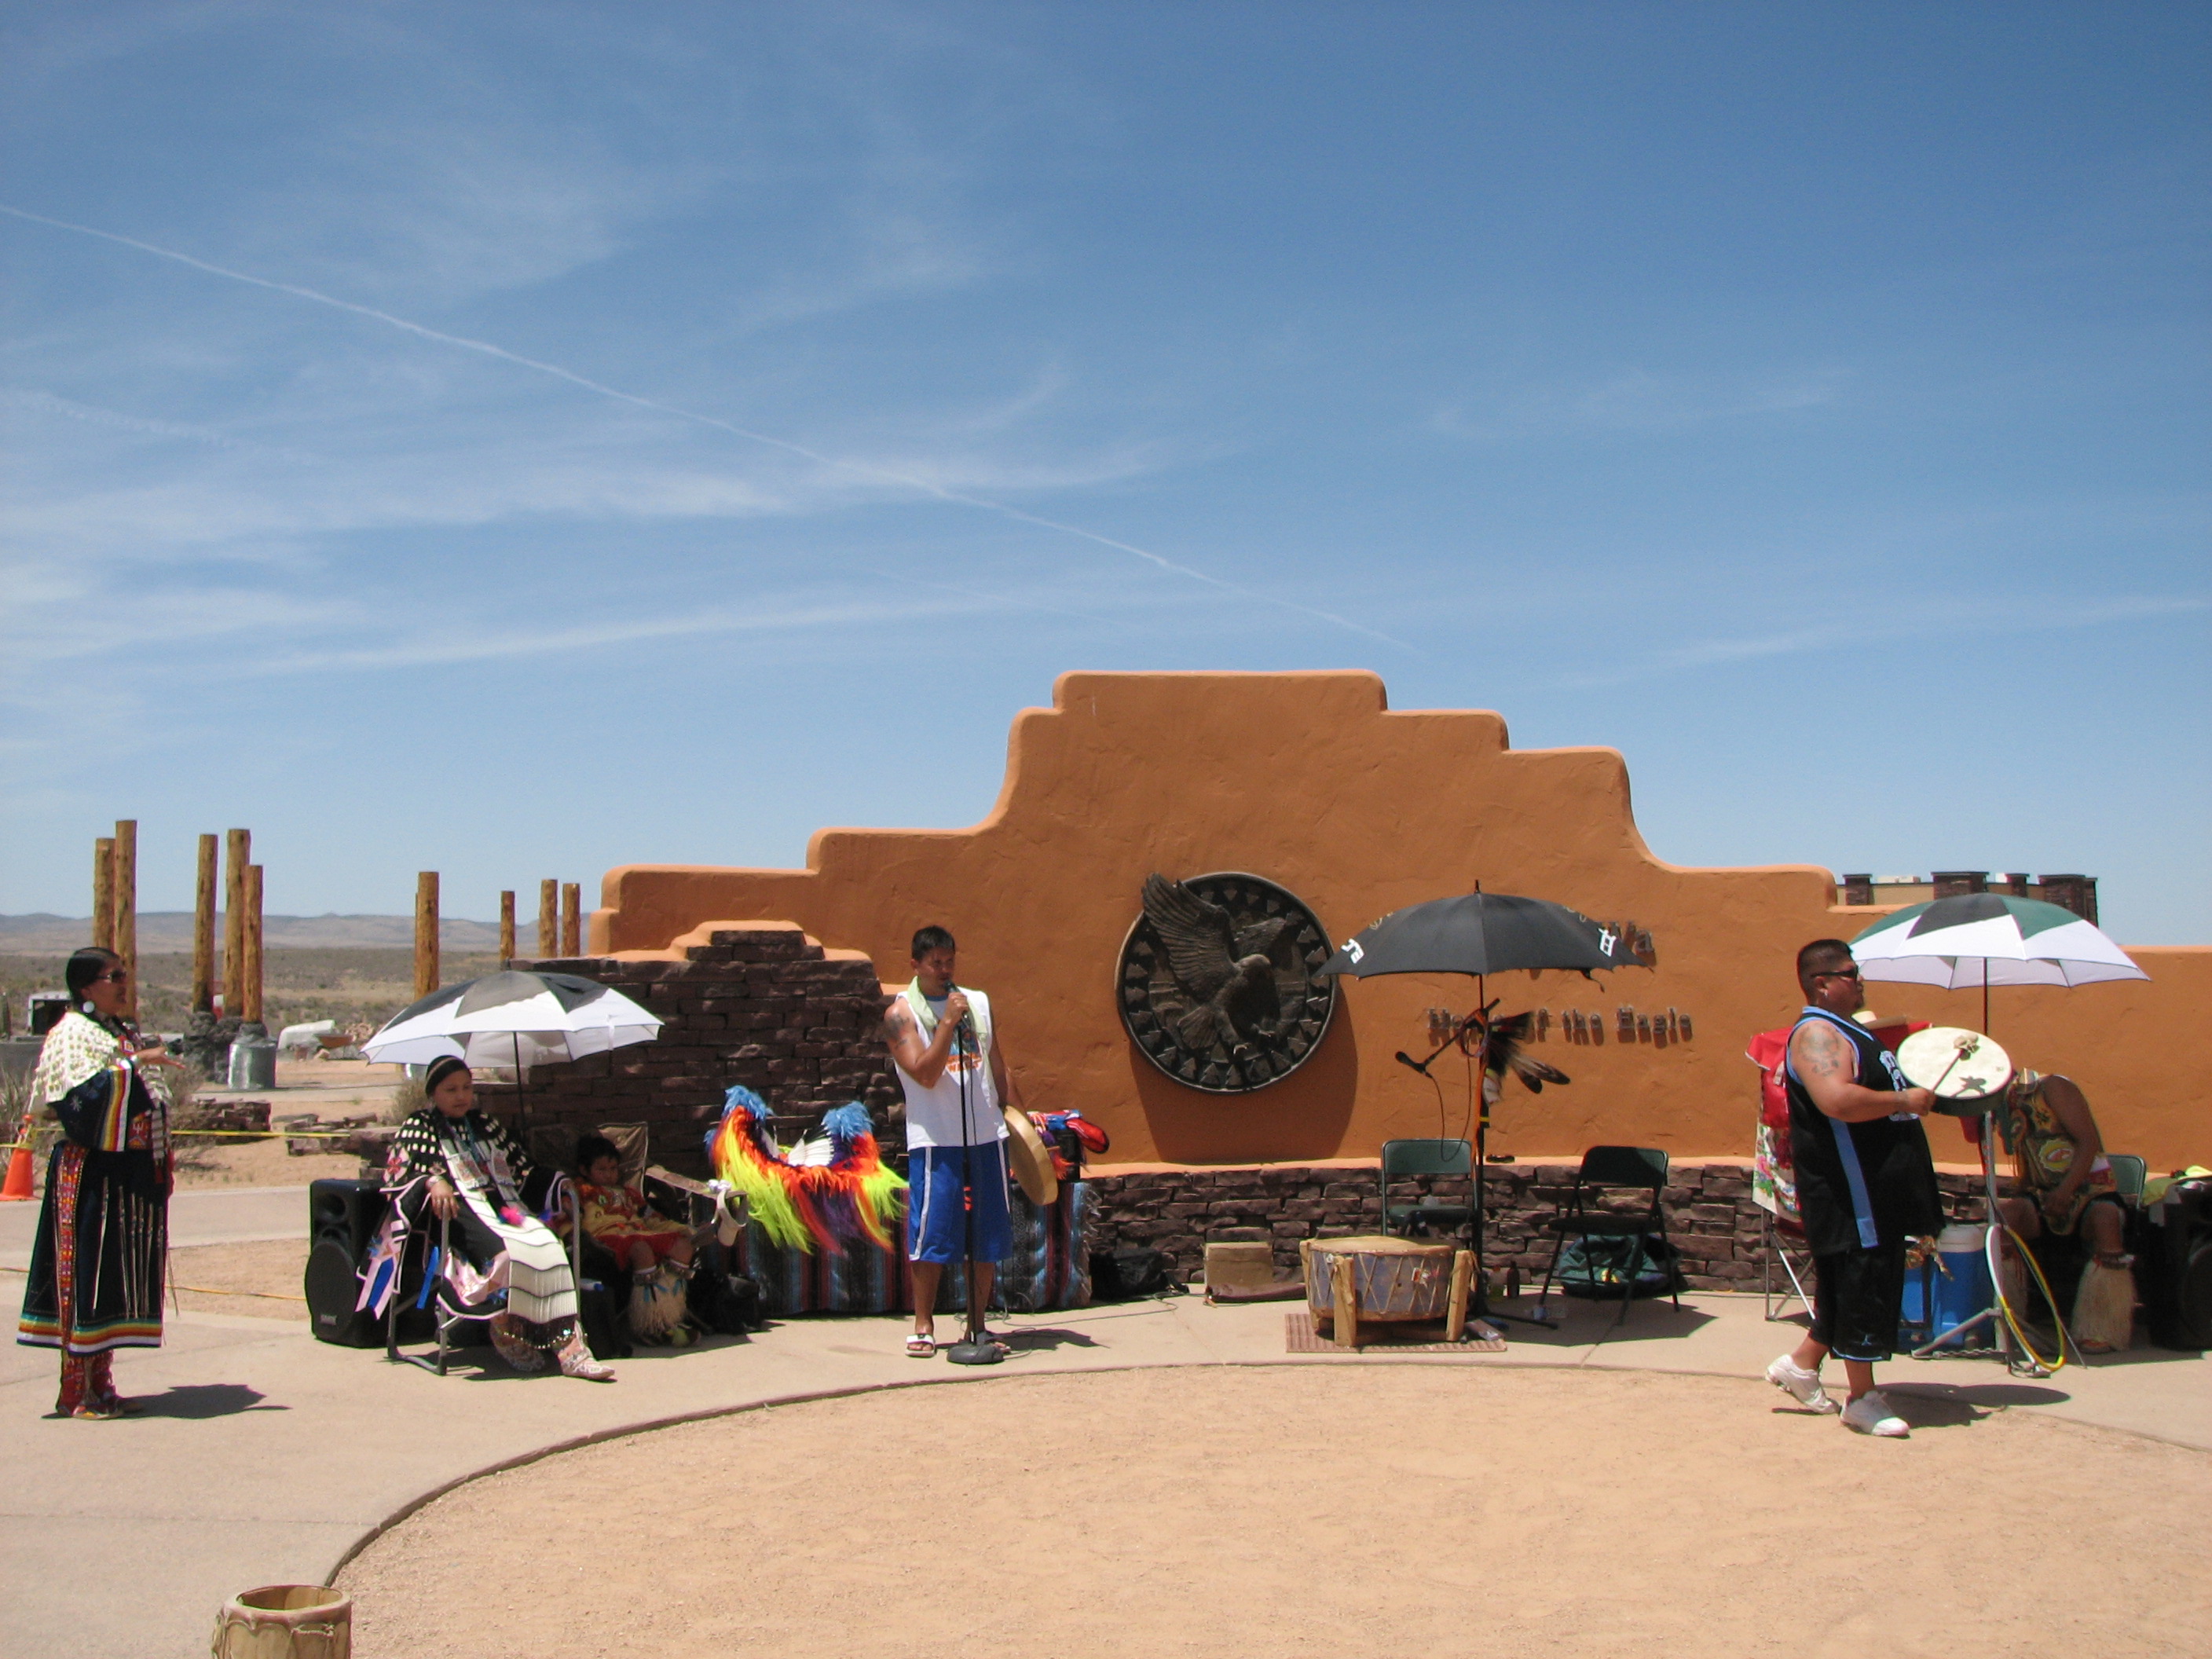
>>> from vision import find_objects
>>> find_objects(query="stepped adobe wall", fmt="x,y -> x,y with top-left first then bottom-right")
579,672 -> 2209,1171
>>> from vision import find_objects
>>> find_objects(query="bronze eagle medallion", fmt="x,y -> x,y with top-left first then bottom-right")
1118,871 -> 1338,1093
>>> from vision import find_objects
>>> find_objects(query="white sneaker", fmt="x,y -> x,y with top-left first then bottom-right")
1765,1355 -> 1839,1413
1841,1390 -> 1909,1437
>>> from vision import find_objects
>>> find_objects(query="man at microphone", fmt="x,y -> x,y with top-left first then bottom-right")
884,925 -> 1028,1357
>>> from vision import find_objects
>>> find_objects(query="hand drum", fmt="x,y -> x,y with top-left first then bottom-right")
1895,1026 -> 2013,1115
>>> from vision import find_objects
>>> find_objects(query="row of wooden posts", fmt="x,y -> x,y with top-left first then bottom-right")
90,824 -> 582,1018
412,876 -> 580,999
91,823 -> 260,1028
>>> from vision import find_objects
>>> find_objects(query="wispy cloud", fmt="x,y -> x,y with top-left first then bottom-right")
1433,366 -> 1851,442
0,202 -> 1408,651
1,386 -> 317,462
1556,593 -> 2211,688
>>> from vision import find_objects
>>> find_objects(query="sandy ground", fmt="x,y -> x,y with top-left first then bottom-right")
339,1364 -> 2212,1659
173,1136 -> 365,1188
169,1238 -> 309,1320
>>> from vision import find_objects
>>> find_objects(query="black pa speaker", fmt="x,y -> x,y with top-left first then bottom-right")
2142,1178 -> 2212,1352
305,1178 -> 386,1347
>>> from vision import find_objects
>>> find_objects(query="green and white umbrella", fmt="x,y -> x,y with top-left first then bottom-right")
1850,894 -> 2146,990
1851,892 -> 2147,1032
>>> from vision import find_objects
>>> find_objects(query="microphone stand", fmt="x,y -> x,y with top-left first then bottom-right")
1392,986 -> 1554,1331
943,996 -> 1003,1367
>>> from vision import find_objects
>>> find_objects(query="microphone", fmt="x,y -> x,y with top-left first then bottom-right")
1394,1050 -> 1433,1076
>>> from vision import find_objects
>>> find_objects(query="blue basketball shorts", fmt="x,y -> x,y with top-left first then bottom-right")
906,1141 -> 1013,1265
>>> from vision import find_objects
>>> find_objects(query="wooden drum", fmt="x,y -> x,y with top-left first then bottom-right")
210,1586 -> 351,1659
1300,1235 -> 1476,1350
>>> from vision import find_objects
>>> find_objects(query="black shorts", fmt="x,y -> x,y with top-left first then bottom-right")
1810,1241 -> 1910,1363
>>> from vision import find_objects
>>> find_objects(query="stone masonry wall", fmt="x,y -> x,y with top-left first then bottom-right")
469,925 -> 901,1178
1083,1162 -> 1994,1290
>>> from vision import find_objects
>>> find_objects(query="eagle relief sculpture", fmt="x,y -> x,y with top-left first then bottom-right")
1119,872 -> 1337,1093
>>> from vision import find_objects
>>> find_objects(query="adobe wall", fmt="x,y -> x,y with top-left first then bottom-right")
588,672 -> 2211,1172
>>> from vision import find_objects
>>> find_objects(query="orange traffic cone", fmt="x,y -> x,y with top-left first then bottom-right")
1,1133 -> 35,1201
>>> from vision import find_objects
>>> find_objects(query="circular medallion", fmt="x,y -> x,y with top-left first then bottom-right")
1118,871 -> 1339,1093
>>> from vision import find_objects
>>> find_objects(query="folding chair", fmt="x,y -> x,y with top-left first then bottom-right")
2107,1154 -> 2147,1206
1763,1208 -> 1815,1322
1533,1146 -> 1679,1328
1380,1138 -> 1474,1239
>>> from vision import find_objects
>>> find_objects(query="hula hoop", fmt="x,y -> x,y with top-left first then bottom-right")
1985,1222 -> 2068,1374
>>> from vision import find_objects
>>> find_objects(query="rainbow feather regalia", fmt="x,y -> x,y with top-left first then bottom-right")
706,1088 -> 907,1255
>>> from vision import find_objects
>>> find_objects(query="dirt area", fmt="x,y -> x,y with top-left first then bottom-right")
340,1364 -> 2212,1659
2,948 -> 502,1038
169,1239 -> 308,1320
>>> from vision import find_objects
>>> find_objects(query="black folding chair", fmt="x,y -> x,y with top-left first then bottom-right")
1380,1138 -> 1475,1239
1533,1146 -> 1679,1328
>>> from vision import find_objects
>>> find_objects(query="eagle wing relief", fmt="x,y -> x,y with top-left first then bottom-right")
1140,873 -> 1242,1051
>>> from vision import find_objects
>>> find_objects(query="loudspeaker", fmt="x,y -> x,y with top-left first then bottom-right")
2142,1178 -> 2212,1352
304,1178 -> 386,1348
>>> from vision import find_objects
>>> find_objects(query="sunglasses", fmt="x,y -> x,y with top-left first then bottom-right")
93,970 -> 129,984
1813,965 -> 1862,982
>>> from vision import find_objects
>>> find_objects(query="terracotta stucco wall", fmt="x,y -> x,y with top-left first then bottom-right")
591,672 -> 2210,1170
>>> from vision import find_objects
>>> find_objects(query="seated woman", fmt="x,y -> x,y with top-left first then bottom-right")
574,1134 -> 696,1344
389,1057 -> 613,1380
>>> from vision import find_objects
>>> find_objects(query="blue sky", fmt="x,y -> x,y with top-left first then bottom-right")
2,4 -> 2206,943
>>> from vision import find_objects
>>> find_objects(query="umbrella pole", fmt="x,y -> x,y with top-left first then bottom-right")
1467,972 -> 1551,1331
1983,961 -> 1990,1037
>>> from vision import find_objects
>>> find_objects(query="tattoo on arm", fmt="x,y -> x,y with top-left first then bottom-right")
1796,1024 -> 1851,1081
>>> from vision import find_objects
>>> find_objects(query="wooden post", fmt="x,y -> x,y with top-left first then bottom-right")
112,819 -> 137,1022
224,830 -> 250,1020
192,834 -> 218,1013
560,883 -> 580,958
538,880 -> 558,959
499,891 -> 516,963
243,864 -> 265,1025
415,873 -> 439,1000
93,838 -> 115,951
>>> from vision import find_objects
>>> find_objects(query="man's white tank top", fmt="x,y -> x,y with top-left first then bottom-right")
894,983 -> 1005,1150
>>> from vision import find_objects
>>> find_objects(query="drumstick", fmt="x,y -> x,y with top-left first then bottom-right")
1926,1034 -> 1980,1098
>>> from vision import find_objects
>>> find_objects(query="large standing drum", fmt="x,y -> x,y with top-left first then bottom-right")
210,1586 -> 351,1659
1300,1235 -> 1475,1349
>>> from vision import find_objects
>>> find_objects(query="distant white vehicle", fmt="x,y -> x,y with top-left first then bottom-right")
276,1019 -> 337,1057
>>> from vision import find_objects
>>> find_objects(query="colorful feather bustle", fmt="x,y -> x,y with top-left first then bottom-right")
706,1087 -> 907,1255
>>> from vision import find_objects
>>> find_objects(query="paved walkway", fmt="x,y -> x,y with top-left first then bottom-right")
3,1234 -> 2207,1657
0,1185 -> 309,1270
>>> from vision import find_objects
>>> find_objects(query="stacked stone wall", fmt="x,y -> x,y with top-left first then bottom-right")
468,926 -> 900,1177
1083,1162 -> 1994,1290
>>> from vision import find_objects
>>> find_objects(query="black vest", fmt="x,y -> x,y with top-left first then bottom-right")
1784,1007 -> 1941,1255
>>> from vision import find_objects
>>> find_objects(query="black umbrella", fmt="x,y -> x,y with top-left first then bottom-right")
1324,891 -> 1640,980
1323,888 -> 1648,1330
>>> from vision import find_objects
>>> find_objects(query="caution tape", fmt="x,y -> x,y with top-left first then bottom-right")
4,1128 -> 374,1149
0,1264 -> 307,1302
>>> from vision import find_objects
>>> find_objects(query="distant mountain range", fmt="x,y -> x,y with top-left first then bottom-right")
0,913 -> 507,953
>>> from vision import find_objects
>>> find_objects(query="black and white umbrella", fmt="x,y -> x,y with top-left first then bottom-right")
362,970 -> 661,1071
1323,890 -> 1643,980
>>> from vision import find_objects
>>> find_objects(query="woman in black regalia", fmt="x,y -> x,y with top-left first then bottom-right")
16,947 -> 180,1417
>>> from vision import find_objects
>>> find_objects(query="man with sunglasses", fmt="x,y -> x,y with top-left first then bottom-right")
1764,939 -> 1940,1436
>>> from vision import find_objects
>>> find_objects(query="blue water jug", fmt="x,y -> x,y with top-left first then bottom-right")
1928,1223 -> 1994,1347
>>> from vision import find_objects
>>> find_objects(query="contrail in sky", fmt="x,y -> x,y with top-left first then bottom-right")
0,201 -> 1408,650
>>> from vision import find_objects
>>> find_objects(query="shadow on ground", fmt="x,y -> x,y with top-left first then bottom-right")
136,1382 -> 284,1419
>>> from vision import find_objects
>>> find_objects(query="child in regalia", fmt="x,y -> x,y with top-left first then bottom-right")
573,1134 -> 697,1343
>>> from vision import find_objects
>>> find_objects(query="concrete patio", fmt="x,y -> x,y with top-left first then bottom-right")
2,1207 -> 2207,1659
